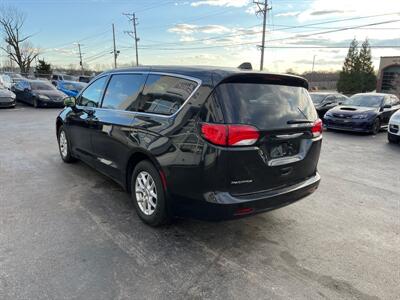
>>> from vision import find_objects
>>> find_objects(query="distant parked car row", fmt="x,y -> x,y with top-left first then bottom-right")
12,79 -> 67,108
51,74 -> 92,86
310,92 -> 400,136
0,71 -> 89,108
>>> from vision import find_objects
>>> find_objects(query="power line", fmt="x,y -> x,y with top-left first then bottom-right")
85,50 -> 113,63
136,19 -> 400,51
138,12 -> 400,49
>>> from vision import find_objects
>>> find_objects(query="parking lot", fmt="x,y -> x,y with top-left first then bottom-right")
0,104 -> 399,299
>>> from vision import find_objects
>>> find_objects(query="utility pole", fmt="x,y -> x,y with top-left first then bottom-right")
312,55 -> 316,73
77,43 -> 84,75
123,12 -> 140,66
254,0 -> 271,71
112,23 -> 118,68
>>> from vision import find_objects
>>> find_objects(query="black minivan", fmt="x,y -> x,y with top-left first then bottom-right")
56,66 -> 322,226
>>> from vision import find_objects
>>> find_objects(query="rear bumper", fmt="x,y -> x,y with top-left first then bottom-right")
324,117 -> 373,132
172,172 -> 320,221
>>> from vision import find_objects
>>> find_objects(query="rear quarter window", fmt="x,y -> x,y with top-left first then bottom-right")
137,74 -> 198,116
215,83 -> 317,129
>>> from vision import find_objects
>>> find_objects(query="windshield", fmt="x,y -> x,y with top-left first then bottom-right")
1,75 -> 11,83
31,81 -> 56,91
344,95 -> 383,108
310,94 -> 326,104
63,82 -> 86,91
216,83 -> 317,130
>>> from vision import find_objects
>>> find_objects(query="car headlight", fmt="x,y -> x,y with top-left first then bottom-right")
390,114 -> 400,122
38,95 -> 50,100
352,114 -> 369,119
325,111 -> 333,117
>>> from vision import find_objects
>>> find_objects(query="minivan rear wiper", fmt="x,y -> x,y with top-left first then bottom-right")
287,119 -> 313,124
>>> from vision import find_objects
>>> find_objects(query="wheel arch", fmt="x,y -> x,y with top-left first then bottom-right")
56,117 -> 63,137
125,150 -> 163,193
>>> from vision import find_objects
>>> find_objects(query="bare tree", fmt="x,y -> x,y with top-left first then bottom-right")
0,6 -> 38,74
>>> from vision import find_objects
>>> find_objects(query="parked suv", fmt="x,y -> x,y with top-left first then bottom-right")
56,66 -> 322,226
51,74 -> 76,86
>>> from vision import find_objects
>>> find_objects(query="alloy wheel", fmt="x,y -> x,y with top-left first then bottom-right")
59,130 -> 68,158
135,171 -> 157,216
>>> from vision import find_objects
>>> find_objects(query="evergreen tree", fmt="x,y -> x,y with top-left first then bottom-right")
337,38 -> 360,94
337,38 -> 377,94
35,59 -> 52,77
358,39 -> 376,92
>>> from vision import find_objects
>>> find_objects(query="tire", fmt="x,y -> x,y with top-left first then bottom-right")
57,125 -> 76,163
131,160 -> 170,226
371,118 -> 380,135
388,134 -> 398,144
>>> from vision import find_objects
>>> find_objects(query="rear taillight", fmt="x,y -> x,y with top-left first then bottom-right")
201,123 -> 260,146
311,119 -> 323,137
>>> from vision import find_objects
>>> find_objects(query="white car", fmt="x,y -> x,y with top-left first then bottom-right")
388,109 -> 400,143
0,86 -> 16,108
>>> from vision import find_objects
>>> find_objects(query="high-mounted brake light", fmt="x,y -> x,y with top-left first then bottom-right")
311,119 -> 323,137
201,123 -> 260,146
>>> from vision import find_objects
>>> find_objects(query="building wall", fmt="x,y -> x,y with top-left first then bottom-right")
376,56 -> 400,97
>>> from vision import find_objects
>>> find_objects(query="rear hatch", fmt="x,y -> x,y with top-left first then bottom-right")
213,74 -> 322,195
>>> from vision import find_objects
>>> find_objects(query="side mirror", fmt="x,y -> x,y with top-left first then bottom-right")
382,104 -> 392,109
64,96 -> 76,107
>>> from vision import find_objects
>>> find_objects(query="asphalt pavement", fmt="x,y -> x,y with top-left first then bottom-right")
0,103 -> 399,300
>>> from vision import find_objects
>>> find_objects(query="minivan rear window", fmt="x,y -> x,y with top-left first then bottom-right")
215,83 -> 317,129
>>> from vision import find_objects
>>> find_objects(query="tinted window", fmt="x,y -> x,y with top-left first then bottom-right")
79,76 -> 108,107
14,81 -> 23,90
215,83 -> 317,130
137,75 -> 198,115
102,74 -> 146,110
344,95 -> 384,108
19,81 -> 29,90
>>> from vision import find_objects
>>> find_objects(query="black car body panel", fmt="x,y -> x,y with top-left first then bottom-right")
310,92 -> 348,118
14,79 -> 66,107
324,93 -> 400,133
56,66 -> 322,221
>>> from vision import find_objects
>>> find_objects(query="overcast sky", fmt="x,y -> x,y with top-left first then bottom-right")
2,0 -> 400,72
